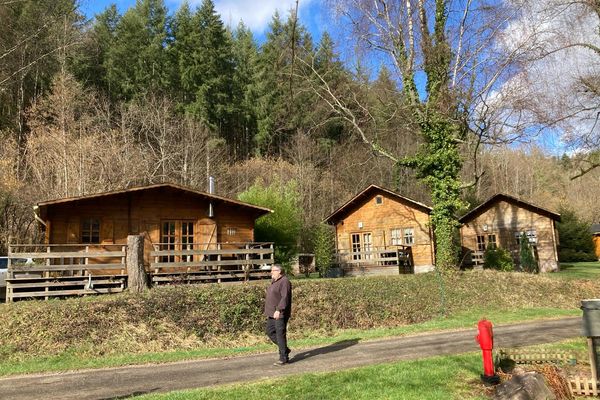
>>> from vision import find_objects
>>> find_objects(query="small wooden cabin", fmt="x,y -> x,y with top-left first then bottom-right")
591,224 -> 600,261
325,185 -> 435,274
35,183 -> 272,268
459,193 -> 560,272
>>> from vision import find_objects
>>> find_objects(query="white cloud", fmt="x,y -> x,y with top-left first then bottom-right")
206,0 -> 313,32
484,0 -> 600,150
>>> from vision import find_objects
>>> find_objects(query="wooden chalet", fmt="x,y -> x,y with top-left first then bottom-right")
325,185 -> 435,275
459,193 -> 561,272
6,183 -> 274,301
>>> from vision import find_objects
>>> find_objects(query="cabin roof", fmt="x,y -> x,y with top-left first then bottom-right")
458,193 -> 561,223
36,183 -> 273,216
324,184 -> 432,225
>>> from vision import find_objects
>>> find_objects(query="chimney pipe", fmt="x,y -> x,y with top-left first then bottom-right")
208,176 -> 215,218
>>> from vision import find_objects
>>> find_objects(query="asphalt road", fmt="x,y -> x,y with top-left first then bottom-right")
0,316 -> 582,400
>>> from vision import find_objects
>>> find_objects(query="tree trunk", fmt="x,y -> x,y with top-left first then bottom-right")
127,235 -> 149,292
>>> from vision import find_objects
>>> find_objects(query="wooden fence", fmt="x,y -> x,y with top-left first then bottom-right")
6,244 -> 127,302
6,241 -> 275,302
335,246 -> 413,276
150,242 -> 274,284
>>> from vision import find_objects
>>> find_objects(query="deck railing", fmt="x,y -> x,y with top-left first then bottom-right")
335,245 -> 413,274
5,241 -> 275,302
150,242 -> 274,284
6,244 -> 127,302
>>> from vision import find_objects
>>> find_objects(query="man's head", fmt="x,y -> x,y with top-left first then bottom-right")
271,264 -> 283,280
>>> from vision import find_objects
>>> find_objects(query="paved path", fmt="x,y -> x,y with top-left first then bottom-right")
0,317 -> 582,400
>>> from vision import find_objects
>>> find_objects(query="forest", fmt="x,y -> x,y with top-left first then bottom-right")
0,0 -> 598,262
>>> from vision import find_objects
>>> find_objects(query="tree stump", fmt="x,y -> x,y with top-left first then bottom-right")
127,235 -> 149,292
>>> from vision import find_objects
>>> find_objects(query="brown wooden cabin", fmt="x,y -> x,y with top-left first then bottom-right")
325,185 -> 435,275
591,224 -> 600,261
459,193 -> 560,272
34,183 -> 272,273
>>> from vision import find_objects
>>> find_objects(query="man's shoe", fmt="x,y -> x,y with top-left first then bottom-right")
273,360 -> 288,366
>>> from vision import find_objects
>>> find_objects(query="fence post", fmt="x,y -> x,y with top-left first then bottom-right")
127,235 -> 149,292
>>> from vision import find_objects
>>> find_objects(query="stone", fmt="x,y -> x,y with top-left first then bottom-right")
493,372 -> 556,400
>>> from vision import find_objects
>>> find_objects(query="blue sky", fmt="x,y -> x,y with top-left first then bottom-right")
78,0 -> 329,43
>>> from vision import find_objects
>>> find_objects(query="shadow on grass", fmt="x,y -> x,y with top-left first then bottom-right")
560,264 -> 575,270
100,388 -> 160,400
290,339 -> 359,363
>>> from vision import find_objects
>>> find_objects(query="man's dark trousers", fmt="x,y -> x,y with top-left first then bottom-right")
266,317 -> 289,362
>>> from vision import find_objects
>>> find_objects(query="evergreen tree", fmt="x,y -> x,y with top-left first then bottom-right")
255,11 -> 314,155
519,233 -> 538,273
70,5 -> 120,96
184,0 -> 234,138
231,22 -> 259,158
557,207 -> 597,262
105,0 -> 171,100
170,2 -> 197,105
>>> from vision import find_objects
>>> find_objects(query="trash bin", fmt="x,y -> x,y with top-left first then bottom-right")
581,299 -> 600,379
581,299 -> 600,337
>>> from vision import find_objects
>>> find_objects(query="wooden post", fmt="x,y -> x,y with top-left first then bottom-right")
127,235 -> 149,292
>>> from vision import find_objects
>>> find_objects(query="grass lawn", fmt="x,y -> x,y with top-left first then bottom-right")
0,306 -> 579,377
133,338 -> 590,400
554,262 -> 600,280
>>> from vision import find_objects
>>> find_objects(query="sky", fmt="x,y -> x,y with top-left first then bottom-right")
78,0 -> 329,43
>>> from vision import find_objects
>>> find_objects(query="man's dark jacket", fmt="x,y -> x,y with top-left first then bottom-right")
264,275 -> 292,318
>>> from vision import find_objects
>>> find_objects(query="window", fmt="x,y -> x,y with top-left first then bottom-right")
476,235 -> 486,251
403,228 -> 414,245
390,228 -> 402,245
81,218 -> 100,244
226,227 -> 237,236
181,222 -> 194,262
375,196 -> 383,205
161,221 -> 176,262
351,233 -> 361,260
363,232 -> 373,259
515,230 -> 537,245
487,234 -> 497,249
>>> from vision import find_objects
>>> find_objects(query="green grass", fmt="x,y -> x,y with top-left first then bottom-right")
134,338 -> 591,400
135,353 -> 489,400
0,306 -> 579,377
554,262 -> 600,280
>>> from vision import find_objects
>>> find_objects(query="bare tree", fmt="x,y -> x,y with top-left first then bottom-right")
301,0 -> 530,269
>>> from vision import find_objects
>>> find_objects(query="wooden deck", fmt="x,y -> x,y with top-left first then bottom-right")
6,242 -> 274,302
335,246 -> 414,276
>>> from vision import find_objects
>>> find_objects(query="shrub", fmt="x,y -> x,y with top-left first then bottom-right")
483,246 -> 514,272
520,232 -> 538,273
311,223 -> 335,277
557,208 -> 596,262
238,178 -> 302,271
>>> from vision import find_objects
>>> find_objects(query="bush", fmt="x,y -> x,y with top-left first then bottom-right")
557,208 -> 596,262
483,246 -> 514,272
520,232 -> 538,273
311,223 -> 335,277
238,178 -> 302,271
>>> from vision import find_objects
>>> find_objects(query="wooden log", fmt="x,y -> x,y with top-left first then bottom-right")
127,235 -> 149,292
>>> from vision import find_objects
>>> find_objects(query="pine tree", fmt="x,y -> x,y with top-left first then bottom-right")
70,5 -> 120,96
105,0 -> 171,100
519,233 -> 538,273
255,11 -> 314,155
184,0 -> 234,138
231,22 -> 259,158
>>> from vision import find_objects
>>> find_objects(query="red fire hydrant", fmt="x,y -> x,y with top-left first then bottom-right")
475,318 -> 500,385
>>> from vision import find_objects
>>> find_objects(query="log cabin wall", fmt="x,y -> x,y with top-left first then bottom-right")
460,199 -> 559,272
334,191 -> 435,273
43,186 -> 260,269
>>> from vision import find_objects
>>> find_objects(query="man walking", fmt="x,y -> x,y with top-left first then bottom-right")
264,264 -> 292,365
